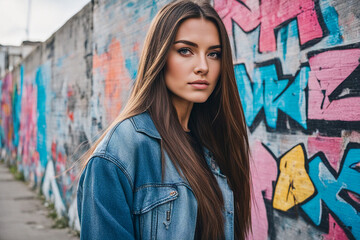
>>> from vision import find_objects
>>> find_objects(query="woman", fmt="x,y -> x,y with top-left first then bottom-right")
77,0 -> 251,239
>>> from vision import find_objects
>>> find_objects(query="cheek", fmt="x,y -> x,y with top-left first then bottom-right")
165,55 -> 180,81
165,54 -> 191,83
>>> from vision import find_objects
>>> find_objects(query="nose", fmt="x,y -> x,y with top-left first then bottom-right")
193,55 -> 209,75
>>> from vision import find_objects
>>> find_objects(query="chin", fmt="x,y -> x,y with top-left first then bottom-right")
191,96 -> 210,103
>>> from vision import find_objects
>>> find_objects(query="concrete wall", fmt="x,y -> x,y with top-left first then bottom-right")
0,0 -> 359,238
0,3 -> 94,230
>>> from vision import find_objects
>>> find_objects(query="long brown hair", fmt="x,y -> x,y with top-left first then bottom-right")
80,1 -> 251,239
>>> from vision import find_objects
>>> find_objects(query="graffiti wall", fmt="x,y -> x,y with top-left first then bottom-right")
92,0 -> 169,127
214,0 -> 360,239
0,0 -> 359,238
0,3 -> 93,230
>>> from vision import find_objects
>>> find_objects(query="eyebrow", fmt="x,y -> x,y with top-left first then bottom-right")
173,40 -> 221,50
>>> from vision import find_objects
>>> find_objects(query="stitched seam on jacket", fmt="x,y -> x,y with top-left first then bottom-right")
91,153 -> 135,191
134,195 -> 178,215
103,121 -> 126,154
134,184 -> 177,193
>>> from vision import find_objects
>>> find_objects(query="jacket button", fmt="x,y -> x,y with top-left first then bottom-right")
170,191 -> 177,196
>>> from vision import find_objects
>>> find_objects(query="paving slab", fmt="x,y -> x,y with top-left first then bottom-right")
0,162 -> 79,240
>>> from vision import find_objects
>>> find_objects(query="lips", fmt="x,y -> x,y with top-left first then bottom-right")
188,80 -> 209,90
189,80 -> 209,85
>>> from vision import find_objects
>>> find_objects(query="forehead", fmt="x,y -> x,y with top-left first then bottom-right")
175,18 -> 220,44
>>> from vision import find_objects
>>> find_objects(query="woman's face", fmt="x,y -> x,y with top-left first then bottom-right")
165,18 -> 221,106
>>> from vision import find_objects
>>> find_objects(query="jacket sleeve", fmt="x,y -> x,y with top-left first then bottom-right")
77,156 -> 135,240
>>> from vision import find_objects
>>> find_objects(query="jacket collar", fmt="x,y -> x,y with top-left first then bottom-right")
130,111 -> 161,140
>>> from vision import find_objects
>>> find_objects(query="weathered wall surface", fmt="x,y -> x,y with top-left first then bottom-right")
0,3 -> 94,230
0,0 -> 359,238
92,0 -> 169,127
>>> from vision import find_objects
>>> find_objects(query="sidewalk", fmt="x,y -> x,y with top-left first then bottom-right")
0,161 -> 79,240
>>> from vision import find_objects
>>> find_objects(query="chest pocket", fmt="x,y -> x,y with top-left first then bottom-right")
132,185 -> 178,240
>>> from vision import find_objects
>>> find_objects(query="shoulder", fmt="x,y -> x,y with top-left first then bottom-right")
94,112 -> 160,157
89,112 -> 163,184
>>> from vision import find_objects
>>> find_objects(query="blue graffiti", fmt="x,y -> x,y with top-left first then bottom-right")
150,0 -> 158,19
231,2 -> 343,76
278,20 -> 300,64
125,57 -> 138,81
320,0 -> 343,46
35,64 -> 50,168
12,65 -> 24,148
301,144 -> 360,239
104,0 -> 118,10
235,61 -> 309,129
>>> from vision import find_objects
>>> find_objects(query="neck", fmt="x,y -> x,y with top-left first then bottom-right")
171,95 -> 193,132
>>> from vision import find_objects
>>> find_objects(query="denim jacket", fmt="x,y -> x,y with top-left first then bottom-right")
77,112 -> 234,239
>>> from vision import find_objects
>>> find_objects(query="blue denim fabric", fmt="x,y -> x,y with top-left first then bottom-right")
77,112 -> 234,239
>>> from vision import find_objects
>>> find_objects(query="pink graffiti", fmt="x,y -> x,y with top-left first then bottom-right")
322,214 -> 348,240
93,38 -> 131,123
308,136 -> 343,172
51,140 -> 73,198
19,76 -> 39,179
214,0 -> 323,52
308,49 -> 360,121
248,141 -> 277,240
51,141 -> 67,174
67,85 -> 74,122
0,73 -> 14,150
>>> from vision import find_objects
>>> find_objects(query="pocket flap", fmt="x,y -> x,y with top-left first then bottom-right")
133,185 -> 178,214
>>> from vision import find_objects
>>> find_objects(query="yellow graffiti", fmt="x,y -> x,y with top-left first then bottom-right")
273,145 -> 315,211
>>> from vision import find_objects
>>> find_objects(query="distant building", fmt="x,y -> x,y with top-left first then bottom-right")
0,41 -> 40,78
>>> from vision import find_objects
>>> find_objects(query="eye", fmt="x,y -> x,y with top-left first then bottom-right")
177,48 -> 192,56
208,51 -> 221,59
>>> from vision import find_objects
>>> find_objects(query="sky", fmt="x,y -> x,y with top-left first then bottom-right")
0,0 -> 90,46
